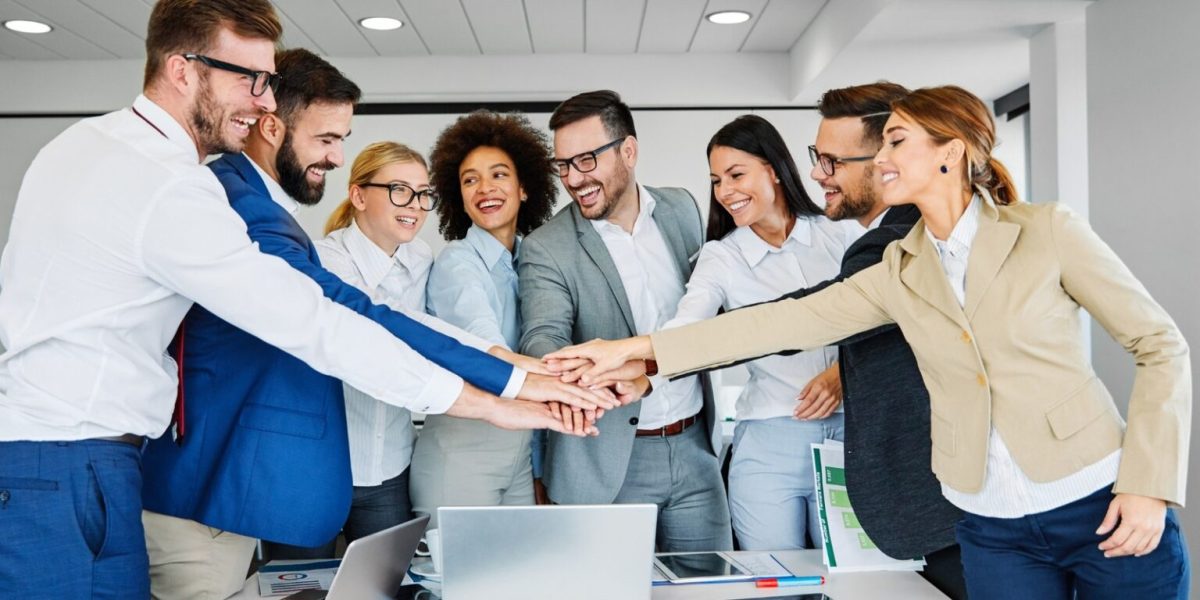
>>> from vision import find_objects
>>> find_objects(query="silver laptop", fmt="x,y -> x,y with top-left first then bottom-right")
305,514 -> 430,600
438,504 -> 657,600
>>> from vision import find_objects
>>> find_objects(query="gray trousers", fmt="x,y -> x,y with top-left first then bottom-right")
615,423 -> 733,552
409,414 -> 533,528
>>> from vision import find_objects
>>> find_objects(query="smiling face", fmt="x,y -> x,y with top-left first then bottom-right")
708,145 -> 783,229
459,146 -> 524,241
810,117 -> 880,222
276,101 -> 352,206
186,27 -> 277,156
553,115 -> 635,221
874,111 -> 950,206
351,160 -> 431,253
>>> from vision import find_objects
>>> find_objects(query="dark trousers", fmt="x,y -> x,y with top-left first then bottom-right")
0,440 -> 149,600
269,468 -> 413,559
920,544 -> 968,600
956,487 -> 1189,600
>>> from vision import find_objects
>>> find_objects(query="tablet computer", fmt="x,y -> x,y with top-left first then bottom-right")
653,552 -> 752,583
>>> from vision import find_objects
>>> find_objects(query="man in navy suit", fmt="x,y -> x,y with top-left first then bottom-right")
140,49 -> 612,600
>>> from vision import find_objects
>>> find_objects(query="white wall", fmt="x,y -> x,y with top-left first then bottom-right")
1086,0 -> 1199,594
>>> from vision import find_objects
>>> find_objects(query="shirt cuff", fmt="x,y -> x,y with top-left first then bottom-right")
500,367 -> 527,399
411,367 -> 465,415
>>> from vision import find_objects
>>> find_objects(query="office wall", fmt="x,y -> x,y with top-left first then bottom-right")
1086,0 -> 1199,593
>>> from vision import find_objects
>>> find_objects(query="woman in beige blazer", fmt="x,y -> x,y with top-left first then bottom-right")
548,86 -> 1190,599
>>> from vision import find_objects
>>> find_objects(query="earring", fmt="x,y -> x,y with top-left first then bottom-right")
939,165 -> 949,174
774,178 -> 781,183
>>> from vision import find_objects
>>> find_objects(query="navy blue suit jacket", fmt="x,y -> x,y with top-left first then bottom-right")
141,153 -> 513,546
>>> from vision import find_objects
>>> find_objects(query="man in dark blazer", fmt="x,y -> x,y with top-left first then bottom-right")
785,83 -> 967,599
140,50 -> 602,600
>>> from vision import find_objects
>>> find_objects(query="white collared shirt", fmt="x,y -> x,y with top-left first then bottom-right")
842,207 -> 891,246
928,195 -> 1120,517
664,217 -> 845,421
590,186 -> 703,429
0,96 -> 482,441
315,220 -> 504,486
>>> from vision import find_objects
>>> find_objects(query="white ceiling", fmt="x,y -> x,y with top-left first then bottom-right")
0,0 -> 1093,107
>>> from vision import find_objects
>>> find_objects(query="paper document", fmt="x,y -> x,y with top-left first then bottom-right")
255,559 -> 341,596
811,442 -> 927,573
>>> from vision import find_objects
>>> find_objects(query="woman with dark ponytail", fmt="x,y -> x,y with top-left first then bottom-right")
550,85 -> 1191,599
664,114 -> 848,550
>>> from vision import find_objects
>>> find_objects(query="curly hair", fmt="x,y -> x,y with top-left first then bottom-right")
429,110 -> 557,241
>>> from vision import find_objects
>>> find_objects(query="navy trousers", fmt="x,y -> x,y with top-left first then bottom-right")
956,486 -> 1189,599
0,440 -> 149,599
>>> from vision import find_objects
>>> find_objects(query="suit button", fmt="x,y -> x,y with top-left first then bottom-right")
977,373 -> 987,387
629,417 -> 639,426
961,330 -> 972,343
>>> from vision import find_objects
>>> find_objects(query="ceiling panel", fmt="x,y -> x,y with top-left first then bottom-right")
741,0 -> 824,52
334,0 -> 427,56
273,0 -> 376,57
637,0 -> 705,53
463,0 -> 531,55
270,4 -> 324,55
0,0 -> 112,58
398,0 -> 480,55
0,28 -> 63,59
18,0 -> 143,58
77,0 -> 152,44
586,0 -> 644,54
690,0 -> 766,53
525,0 -> 583,53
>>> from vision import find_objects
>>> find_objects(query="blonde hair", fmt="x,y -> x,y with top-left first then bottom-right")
324,141 -> 428,235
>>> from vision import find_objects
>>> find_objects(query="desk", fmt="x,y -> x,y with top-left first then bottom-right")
233,549 -> 946,599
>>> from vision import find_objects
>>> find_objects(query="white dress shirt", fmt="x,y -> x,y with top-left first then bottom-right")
0,95 -> 497,441
842,206 -> 891,246
664,217 -> 845,421
928,195 -> 1120,517
590,186 -> 703,429
315,220 -> 506,486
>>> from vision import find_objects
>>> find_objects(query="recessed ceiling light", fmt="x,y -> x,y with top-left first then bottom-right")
4,19 -> 53,34
359,17 -> 403,31
706,11 -> 751,25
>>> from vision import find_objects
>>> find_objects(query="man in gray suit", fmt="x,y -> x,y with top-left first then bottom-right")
519,90 -> 732,552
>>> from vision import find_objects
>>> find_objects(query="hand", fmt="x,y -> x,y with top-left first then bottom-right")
518,373 -> 617,411
546,401 -> 599,436
1096,494 -> 1168,557
489,346 -> 555,376
446,383 -> 591,437
544,336 -> 654,382
611,376 -> 651,406
794,363 -> 842,420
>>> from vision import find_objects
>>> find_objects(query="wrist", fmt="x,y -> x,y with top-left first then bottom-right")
446,383 -> 499,421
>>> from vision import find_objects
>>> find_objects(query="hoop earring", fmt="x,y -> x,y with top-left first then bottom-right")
939,165 -> 949,174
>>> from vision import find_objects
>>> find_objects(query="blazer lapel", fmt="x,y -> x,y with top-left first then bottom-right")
572,206 -> 637,334
898,220 -> 970,330
225,153 -> 271,198
964,192 -> 1020,319
649,190 -> 693,277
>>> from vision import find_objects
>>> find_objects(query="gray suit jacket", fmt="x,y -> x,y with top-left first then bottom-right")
518,186 -> 719,504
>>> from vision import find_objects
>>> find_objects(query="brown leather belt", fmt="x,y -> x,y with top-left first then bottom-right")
635,413 -> 699,438
95,433 -> 144,447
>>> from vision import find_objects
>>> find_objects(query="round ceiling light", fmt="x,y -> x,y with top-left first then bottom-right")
359,17 -> 403,31
4,19 -> 53,34
706,11 -> 751,25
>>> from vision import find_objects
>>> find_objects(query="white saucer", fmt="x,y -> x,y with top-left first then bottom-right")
408,558 -> 442,581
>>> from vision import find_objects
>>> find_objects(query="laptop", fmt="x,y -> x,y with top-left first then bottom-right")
438,504 -> 657,600
284,514 -> 430,600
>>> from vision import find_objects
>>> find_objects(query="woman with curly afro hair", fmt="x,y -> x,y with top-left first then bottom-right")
412,110 -> 559,521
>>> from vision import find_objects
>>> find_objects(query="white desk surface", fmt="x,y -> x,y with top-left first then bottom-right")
234,549 -> 947,600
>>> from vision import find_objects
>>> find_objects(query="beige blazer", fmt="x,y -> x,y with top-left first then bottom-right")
652,194 -> 1191,506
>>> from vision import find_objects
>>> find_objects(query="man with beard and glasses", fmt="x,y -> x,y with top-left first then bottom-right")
138,48 -> 613,599
519,90 -> 733,552
0,2 -> 611,598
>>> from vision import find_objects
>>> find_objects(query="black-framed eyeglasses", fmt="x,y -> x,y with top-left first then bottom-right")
808,145 -> 874,177
552,138 -> 624,177
361,182 -> 439,211
183,53 -> 281,97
